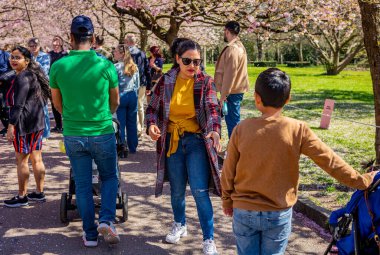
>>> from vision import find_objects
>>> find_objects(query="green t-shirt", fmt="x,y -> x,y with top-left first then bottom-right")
50,50 -> 118,136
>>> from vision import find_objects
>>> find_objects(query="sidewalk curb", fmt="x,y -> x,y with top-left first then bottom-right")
294,195 -> 331,230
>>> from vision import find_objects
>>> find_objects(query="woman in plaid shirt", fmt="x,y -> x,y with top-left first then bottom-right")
146,39 -> 221,255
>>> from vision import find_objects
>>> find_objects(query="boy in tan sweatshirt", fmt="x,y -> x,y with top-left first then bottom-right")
221,68 -> 378,255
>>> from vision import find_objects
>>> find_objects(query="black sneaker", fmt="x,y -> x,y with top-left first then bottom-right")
27,192 -> 46,202
51,127 -> 63,133
4,195 -> 28,208
0,128 -> 7,137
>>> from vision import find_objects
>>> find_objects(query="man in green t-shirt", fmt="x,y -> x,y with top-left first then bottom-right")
50,15 -> 120,248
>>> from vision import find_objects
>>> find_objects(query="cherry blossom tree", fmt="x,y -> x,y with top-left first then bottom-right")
113,0 -> 297,46
293,0 -> 364,75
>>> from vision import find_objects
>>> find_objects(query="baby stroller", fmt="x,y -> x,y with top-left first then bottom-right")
324,163 -> 380,255
60,119 -> 128,223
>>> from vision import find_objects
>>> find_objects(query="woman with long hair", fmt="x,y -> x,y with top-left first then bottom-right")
146,45 -> 164,101
113,44 -> 140,156
5,46 -> 50,207
146,39 -> 221,255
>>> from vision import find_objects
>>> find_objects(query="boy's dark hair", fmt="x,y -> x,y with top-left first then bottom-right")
255,68 -> 291,108
225,21 -> 240,35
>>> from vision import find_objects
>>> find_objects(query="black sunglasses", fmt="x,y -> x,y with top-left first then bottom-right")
180,57 -> 202,66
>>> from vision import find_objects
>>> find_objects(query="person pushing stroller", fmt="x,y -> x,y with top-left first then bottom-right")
50,15 -> 120,247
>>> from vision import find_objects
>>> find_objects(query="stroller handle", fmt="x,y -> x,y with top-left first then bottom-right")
368,178 -> 380,193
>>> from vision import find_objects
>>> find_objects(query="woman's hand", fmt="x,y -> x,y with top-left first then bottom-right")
6,124 -> 15,143
206,131 -> 222,152
223,208 -> 233,217
148,125 -> 161,141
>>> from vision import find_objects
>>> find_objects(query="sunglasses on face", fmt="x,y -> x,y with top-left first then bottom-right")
9,55 -> 24,61
180,57 -> 202,66
28,44 -> 38,48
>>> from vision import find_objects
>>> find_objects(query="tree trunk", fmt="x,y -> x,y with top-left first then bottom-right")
257,37 -> 263,61
140,29 -> 148,51
203,46 -> 207,67
299,41 -> 304,62
325,64 -> 339,75
118,18 -> 126,44
358,1 -> 380,163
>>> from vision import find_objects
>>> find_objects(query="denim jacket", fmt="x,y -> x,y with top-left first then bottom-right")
33,51 -> 50,78
114,62 -> 140,93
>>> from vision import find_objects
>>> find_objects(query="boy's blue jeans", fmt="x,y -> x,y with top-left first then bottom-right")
233,207 -> 292,255
116,90 -> 138,152
166,133 -> 214,240
64,134 -> 118,240
225,93 -> 244,138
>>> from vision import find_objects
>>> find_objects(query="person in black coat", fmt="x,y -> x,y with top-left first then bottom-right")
4,46 -> 51,208
48,36 -> 67,132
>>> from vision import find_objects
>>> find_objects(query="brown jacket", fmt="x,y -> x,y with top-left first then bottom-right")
214,37 -> 249,100
221,116 -> 373,211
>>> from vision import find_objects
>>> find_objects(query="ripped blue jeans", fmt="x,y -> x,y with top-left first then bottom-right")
166,132 -> 214,240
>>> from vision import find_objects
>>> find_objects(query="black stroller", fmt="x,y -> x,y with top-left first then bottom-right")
324,163 -> 380,255
60,119 -> 128,223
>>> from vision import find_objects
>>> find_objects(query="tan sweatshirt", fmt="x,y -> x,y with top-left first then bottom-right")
221,116 -> 373,211
214,37 -> 249,100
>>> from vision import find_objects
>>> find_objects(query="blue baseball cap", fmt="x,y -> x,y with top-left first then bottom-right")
71,15 -> 94,35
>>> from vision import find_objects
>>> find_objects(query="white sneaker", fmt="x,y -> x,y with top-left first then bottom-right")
202,239 -> 218,255
82,232 -> 98,247
97,221 -> 120,245
165,222 -> 187,244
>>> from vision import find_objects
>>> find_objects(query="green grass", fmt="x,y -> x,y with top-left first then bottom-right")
164,64 -> 376,208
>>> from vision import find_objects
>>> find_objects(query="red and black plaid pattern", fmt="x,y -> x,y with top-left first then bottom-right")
146,68 -> 222,197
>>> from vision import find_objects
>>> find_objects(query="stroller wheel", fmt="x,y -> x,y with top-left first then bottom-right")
121,192 -> 128,222
60,193 -> 69,223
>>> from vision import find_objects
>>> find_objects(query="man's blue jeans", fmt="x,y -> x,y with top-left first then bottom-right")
233,207 -> 293,255
165,133 -> 214,240
225,93 -> 244,138
64,134 -> 118,240
116,90 -> 138,152
43,105 -> 50,139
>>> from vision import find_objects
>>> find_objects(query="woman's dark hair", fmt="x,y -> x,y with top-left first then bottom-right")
170,38 -> 189,68
12,46 -> 51,101
149,46 -> 162,58
170,38 -> 201,68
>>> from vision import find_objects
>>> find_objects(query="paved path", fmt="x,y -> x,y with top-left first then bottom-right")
0,130 -> 331,254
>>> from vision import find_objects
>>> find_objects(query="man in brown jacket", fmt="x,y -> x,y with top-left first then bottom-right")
214,21 -> 249,138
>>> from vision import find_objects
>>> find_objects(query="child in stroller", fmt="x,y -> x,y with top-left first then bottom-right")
325,162 -> 380,255
60,118 -> 128,223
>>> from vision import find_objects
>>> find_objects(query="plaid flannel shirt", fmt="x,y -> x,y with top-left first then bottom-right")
146,67 -> 222,197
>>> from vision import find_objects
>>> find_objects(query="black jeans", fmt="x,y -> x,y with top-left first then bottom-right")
50,98 -> 62,129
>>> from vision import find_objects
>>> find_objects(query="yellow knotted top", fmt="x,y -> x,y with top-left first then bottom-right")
167,76 -> 201,157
